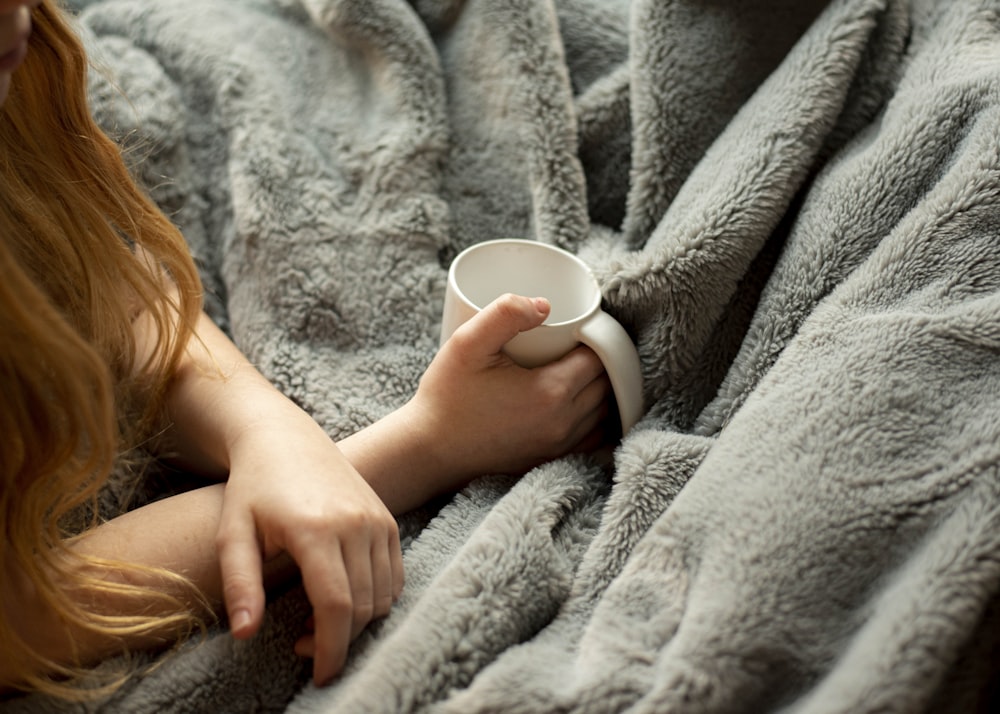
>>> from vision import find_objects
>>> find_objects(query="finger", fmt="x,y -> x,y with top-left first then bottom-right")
575,365 -> 611,404
339,535 -> 375,641
554,369 -> 612,449
294,633 -> 315,659
452,293 -> 550,356
572,420 -> 610,454
554,345 -> 608,393
389,522 -> 404,602
216,514 -> 267,640
296,546 -> 352,686
293,615 -> 317,658
568,393 -> 611,450
367,533 -> 395,626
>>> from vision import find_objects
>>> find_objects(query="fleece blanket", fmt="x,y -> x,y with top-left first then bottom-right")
7,0 -> 1000,711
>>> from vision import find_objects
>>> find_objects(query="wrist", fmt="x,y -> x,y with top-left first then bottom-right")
223,389 -> 342,478
337,398 -> 457,515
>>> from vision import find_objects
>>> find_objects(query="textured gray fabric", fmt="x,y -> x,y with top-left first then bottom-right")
6,0 -> 1000,711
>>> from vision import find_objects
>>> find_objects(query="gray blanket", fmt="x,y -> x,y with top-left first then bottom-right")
7,0 -> 1000,711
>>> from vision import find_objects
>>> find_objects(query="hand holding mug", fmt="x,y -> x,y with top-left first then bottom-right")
441,239 -> 644,436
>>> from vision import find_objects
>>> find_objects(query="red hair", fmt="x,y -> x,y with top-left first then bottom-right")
0,0 -> 207,697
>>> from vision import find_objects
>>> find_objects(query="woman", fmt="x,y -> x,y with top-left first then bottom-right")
0,0 -> 610,698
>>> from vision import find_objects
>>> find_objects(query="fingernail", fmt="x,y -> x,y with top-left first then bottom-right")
230,608 -> 251,633
533,297 -> 550,313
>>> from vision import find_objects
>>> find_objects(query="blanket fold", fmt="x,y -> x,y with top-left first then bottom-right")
6,0 -> 999,712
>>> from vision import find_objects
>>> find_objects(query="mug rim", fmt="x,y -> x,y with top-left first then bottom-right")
448,238 -> 602,327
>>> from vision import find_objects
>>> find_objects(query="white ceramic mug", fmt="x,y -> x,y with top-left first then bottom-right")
440,239 -> 643,436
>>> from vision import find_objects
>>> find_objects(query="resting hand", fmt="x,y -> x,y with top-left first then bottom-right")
156,312 -> 403,687
215,402 -> 403,687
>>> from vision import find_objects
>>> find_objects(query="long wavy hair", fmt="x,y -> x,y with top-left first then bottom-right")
0,0 -> 207,698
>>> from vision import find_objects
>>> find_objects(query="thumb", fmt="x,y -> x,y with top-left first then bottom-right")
457,293 -> 550,356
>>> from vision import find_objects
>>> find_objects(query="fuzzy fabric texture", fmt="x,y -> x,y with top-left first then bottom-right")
6,0 -> 1000,711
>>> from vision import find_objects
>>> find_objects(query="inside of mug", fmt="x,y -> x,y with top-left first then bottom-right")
453,242 -> 599,324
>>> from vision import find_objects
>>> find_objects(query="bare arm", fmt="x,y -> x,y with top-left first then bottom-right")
2,308 -> 401,690
144,311 -> 406,687
1,294 -> 608,691
340,297 -> 610,513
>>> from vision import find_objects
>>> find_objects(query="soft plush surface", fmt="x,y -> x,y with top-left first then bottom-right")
7,0 -> 1000,711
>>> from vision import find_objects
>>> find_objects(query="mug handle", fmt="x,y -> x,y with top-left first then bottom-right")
576,311 -> 644,435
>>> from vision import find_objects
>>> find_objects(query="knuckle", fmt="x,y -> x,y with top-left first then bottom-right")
296,510 -> 333,535
299,507 -> 369,542
539,378 -> 573,408
222,574 -> 257,604
494,293 -> 526,319
449,313 -> 487,351
386,519 -> 401,545
336,505 -> 377,533
353,600 -> 375,624
373,593 -> 394,618
314,588 -> 353,615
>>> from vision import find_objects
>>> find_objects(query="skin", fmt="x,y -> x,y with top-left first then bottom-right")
161,299 -> 608,685
0,0 -> 611,690
0,297 -> 607,690
0,0 -> 39,105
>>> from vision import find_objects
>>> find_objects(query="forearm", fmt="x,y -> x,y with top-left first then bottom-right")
1,294 -> 604,689
65,486 -> 227,649
67,485 -> 295,618
337,402 -> 457,515
159,311 -> 449,516
153,308 -> 592,518
1,485 -> 294,687
155,312 -> 306,477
